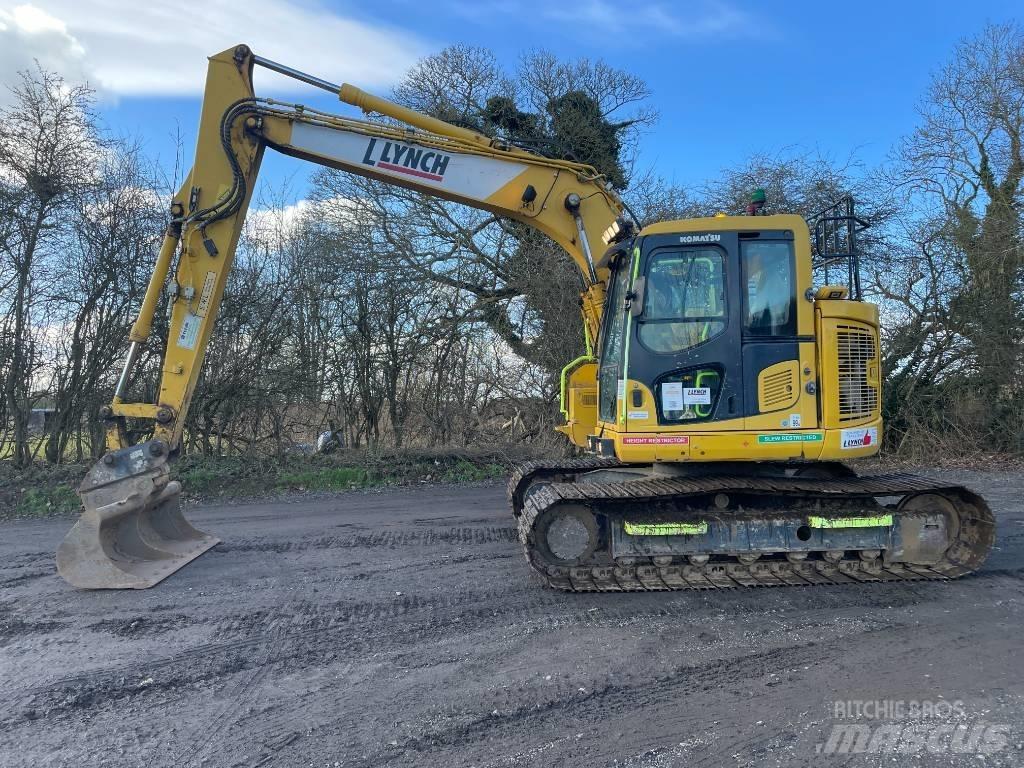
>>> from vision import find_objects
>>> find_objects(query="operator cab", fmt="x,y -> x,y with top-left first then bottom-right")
596,217 -> 811,431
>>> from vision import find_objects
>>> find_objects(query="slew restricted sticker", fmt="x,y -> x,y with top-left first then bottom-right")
757,433 -> 824,444
840,426 -> 878,449
622,436 -> 690,445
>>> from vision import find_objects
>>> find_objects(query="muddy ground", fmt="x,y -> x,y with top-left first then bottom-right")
1,470 -> 1023,767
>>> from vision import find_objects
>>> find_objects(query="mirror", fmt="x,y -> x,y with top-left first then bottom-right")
629,276 -> 645,317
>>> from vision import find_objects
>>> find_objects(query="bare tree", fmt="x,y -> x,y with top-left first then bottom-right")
44,141 -> 163,462
0,67 -> 101,466
897,22 -> 1024,436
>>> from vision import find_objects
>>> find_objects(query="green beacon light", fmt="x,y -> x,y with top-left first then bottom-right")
747,188 -> 766,215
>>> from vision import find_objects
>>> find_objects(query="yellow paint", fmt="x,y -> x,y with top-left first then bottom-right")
597,416 -> 882,464
559,360 -> 599,448
109,403 -> 164,420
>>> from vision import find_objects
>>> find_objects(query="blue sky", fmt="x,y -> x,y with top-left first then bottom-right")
2,1 -> 1019,201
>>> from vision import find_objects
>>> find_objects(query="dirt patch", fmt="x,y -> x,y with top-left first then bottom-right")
1,471 -> 1022,767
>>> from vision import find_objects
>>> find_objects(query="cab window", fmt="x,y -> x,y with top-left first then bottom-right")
598,258 -> 631,422
742,240 -> 795,336
638,248 -> 726,354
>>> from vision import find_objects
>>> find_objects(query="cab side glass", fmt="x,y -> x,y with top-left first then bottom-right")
741,240 -> 796,336
597,261 -> 631,422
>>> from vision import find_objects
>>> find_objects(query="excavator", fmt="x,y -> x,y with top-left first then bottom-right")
56,45 -> 995,591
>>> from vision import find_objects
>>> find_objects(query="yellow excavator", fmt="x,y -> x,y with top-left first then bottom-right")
57,45 -> 994,590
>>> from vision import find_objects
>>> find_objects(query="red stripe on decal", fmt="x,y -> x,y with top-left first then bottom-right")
377,161 -> 444,182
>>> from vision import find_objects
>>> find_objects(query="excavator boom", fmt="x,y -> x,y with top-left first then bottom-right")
58,45 -> 624,588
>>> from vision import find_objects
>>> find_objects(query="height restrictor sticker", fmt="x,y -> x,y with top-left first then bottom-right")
840,427 -> 878,449
622,436 -> 689,445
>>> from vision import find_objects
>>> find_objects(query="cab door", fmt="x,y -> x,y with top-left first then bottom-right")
625,232 -> 746,428
739,230 -> 817,431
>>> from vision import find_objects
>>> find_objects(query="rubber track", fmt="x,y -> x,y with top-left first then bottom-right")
509,466 -> 996,592
506,456 -> 625,516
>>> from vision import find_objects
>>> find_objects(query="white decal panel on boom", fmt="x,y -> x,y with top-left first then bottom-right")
289,122 -> 528,201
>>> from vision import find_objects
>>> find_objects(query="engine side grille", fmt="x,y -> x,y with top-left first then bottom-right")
836,325 -> 878,421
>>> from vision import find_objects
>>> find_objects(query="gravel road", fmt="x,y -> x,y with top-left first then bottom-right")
1,470 -> 1023,767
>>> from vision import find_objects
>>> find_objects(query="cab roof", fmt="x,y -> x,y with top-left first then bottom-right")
638,213 -> 809,238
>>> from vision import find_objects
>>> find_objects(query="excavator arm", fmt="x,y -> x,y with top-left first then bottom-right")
57,45 -> 626,589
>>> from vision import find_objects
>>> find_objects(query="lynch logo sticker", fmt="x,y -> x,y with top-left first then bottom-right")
361,138 -> 451,182
841,427 -> 877,449
288,123 -> 527,201
683,387 -> 711,405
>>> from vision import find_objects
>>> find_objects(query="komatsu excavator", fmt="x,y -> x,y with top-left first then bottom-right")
56,46 -> 995,591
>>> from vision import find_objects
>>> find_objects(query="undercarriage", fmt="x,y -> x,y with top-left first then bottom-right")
508,458 -> 995,591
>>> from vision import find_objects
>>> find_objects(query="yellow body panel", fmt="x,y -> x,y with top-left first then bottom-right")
558,360 -> 599,448
604,419 -> 881,463
152,49 -> 266,448
815,299 -> 881,430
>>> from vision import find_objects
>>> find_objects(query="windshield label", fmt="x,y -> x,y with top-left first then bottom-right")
683,387 -> 711,405
661,382 -> 685,410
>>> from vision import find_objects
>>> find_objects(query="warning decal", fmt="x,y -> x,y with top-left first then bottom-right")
622,436 -> 690,445
840,427 -> 878,449
176,313 -> 201,350
757,433 -> 823,444
197,271 -> 217,317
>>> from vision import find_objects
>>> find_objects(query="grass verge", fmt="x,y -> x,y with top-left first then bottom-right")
0,446 -> 534,519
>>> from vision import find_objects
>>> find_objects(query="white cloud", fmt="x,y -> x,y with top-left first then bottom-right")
0,5 -> 90,101
0,1 -> 429,100
545,0 -> 763,38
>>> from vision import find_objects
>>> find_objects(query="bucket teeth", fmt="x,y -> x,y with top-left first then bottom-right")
56,441 -> 219,589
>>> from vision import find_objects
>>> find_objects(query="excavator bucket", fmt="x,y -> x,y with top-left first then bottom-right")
56,440 -> 219,589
